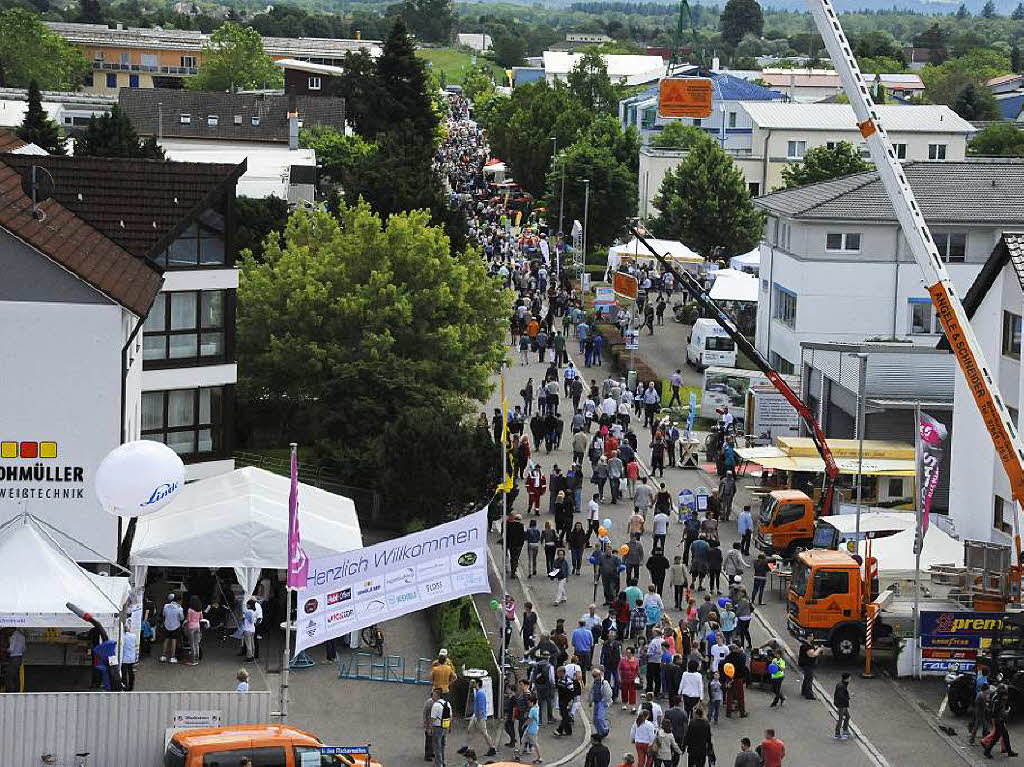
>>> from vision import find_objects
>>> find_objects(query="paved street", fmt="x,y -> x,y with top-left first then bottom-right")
479,328 -> 1010,766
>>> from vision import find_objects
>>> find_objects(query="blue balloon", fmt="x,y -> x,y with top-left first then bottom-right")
718,597 -> 730,608
588,554 -> 598,565
602,518 -> 612,529
618,564 -> 626,572
768,663 -> 780,675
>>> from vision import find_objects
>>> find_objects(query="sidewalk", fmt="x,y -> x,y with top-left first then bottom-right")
483,337 -> 877,766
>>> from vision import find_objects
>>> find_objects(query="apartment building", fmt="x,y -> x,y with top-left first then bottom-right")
638,102 -> 974,215
47,21 -> 380,95
751,159 -> 1024,377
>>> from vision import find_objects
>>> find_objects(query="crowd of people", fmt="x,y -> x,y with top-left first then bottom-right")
431,92 -> 812,767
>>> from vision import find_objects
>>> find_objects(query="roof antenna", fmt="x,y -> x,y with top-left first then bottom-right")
21,165 -> 54,222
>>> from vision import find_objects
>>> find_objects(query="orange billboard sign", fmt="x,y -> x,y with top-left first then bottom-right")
612,271 -> 639,302
658,77 -> 714,119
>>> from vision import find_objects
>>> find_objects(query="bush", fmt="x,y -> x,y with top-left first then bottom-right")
593,322 -> 663,393
428,596 -> 497,714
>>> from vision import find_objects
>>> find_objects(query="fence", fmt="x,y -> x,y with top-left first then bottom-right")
233,451 -> 390,530
0,690 -> 271,767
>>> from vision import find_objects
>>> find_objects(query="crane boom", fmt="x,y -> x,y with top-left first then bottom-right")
628,227 -> 840,515
806,0 -> 1024,563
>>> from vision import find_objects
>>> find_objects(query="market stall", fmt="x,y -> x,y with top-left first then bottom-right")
729,248 -> 760,275
607,237 -> 704,273
0,515 -> 130,685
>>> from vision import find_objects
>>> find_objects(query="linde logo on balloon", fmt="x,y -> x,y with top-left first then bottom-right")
139,481 -> 180,507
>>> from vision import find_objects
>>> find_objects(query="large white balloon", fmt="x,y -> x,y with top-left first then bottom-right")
95,440 -> 185,517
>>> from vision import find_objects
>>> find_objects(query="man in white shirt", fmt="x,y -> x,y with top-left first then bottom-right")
161,593 -> 184,664
587,495 -> 601,544
581,604 -> 602,631
652,510 -> 671,551
6,628 -> 25,692
669,369 -> 683,407
602,396 -> 617,419
709,637 -> 730,675
252,598 -> 264,660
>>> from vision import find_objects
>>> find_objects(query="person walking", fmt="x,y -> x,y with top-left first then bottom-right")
734,593 -> 753,649
768,650 -> 786,707
542,521 -> 558,574
757,729 -> 785,767
668,370 -> 682,407
652,508 -> 670,552
983,681 -> 1018,758
718,472 -> 736,521
631,709 -> 658,767
526,466 -> 547,515
799,639 -> 823,700
573,619 -> 596,672
647,547 -> 670,596
683,707 -> 713,767
423,689 -> 438,762
625,533 -> 645,587
652,718 -> 682,767
518,694 -> 543,765
570,522 -> 589,576
723,645 -> 748,718
467,677 -> 497,756
430,688 -> 453,767
507,513 -> 525,579
734,738 -> 760,767
525,520 -> 541,578
678,660 -> 704,715
591,668 -> 613,737
160,593 -> 184,663
619,646 -> 641,714
669,556 -> 688,611
737,506 -> 754,556
585,734 -> 611,767
970,682 -> 991,745
833,672 -> 852,740
707,541 -> 723,594
752,555 -> 769,605
646,630 -> 665,698
552,548 -> 570,605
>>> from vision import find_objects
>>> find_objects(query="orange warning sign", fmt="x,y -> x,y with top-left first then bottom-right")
658,77 -> 714,119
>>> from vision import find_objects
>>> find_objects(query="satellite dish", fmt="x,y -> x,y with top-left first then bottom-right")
21,165 -> 54,220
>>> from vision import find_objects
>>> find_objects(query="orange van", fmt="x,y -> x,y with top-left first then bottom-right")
164,725 -> 381,767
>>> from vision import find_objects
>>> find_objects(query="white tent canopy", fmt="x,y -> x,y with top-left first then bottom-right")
130,467 -> 362,597
0,515 -> 130,630
854,524 -> 964,580
729,248 -> 760,274
709,272 -> 759,302
608,237 -> 703,272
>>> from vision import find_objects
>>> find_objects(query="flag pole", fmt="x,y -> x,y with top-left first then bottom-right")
498,370 -> 508,726
913,404 -> 922,681
281,441 -> 297,720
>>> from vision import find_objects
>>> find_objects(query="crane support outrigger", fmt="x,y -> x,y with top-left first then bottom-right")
627,226 -> 840,517
804,0 -> 1024,576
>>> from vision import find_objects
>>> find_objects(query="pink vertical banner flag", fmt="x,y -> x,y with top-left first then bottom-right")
287,444 -> 309,588
916,412 -> 948,550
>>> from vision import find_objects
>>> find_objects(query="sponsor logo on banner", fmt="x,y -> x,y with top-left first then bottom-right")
418,559 -> 449,580
359,599 -> 387,618
386,588 -> 419,609
303,598 -> 319,614
355,578 -> 382,598
141,481 -> 181,508
453,570 -> 487,592
327,608 -> 355,626
303,615 -> 324,640
327,588 -> 352,605
385,568 -> 415,589
457,551 -> 478,567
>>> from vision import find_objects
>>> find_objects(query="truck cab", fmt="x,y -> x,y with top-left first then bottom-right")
755,489 -> 816,558
686,318 -> 737,369
787,549 -> 885,661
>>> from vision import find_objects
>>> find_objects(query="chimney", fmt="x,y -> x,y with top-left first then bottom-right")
288,89 -> 298,151
712,55 -> 720,71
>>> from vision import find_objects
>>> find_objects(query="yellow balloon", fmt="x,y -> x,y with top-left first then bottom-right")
619,544 -> 630,557
723,662 -> 735,678
598,526 -> 608,538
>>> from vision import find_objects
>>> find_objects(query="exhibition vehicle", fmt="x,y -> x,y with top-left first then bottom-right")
164,726 -> 381,767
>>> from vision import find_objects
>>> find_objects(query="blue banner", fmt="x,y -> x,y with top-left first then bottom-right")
687,392 -> 697,433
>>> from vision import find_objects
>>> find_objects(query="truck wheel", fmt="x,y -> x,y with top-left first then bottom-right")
831,629 -> 860,662
947,675 -> 974,717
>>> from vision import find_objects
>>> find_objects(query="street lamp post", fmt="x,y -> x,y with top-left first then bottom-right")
582,179 -> 591,276
550,136 -> 565,237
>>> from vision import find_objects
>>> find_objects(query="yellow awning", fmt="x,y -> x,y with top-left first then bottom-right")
737,447 -> 915,477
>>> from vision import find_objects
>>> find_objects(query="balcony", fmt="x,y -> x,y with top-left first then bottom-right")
160,65 -> 198,75
93,62 -> 194,75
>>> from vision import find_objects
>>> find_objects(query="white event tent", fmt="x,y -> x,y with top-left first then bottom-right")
729,248 -> 760,274
0,515 -> 130,631
854,525 -> 964,580
129,467 -> 362,597
709,272 -> 759,302
608,237 -> 703,272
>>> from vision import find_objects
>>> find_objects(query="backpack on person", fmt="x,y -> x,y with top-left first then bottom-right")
533,660 -> 552,690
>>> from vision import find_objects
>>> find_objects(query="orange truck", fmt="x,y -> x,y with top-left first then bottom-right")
754,489 -> 817,559
164,725 -> 382,767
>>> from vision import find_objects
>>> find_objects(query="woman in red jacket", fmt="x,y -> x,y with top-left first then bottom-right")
526,465 -> 547,515
618,646 -> 641,714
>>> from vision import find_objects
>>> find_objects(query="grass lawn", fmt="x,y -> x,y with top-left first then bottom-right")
416,47 -> 506,85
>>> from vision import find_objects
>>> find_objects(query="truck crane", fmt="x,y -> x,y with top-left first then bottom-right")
804,0 -> 1024,578
628,226 -> 840,520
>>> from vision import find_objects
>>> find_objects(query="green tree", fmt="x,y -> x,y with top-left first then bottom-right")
651,122 -> 714,149
543,139 -> 636,251
233,195 -> 290,261
858,56 -> 905,75
237,203 -> 510,521
921,49 -> 1011,107
969,123 -> 1024,156
333,49 -> 388,139
400,0 -> 455,44
781,142 -> 870,189
16,80 -> 65,155
951,82 -> 1001,120
74,104 -> 164,159
584,114 -> 641,175
982,0 -> 998,18
460,65 -> 494,101
492,33 -> 526,69
0,9 -> 90,90
651,140 -> 764,257
1013,45 -> 1023,75
719,0 -> 764,47
1013,2 -> 1024,19
77,0 -> 103,23
956,3 -> 970,19
372,17 -> 438,140
566,50 -> 619,114
190,24 -> 282,92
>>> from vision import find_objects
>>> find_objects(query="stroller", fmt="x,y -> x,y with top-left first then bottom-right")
747,646 -> 779,689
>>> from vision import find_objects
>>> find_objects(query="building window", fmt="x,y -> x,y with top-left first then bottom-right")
893,143 -> 907,160
180,113 -> 191,125
251,116 -> 261,126
83,73 -> 94,87
143,290 -> 226,363
928,143 -> 947,160
909,298 -> 940,335
769,351 -> 795,375
129,74 -> 139,88
208,114 -> 218,126
120,52 -> 130,66
693,118 -> 702,128
308,76 -> 322,90
1003,311 -> 1022,360
233,114 -> 242,125
887,478 -> 904,497
141,53 -> 157,69
995,495 -> 1012,534
728,111 -> 737,128
93,51 -> 104,62
787,140 -> 806,159
933,232 -> 966,263
181,56 -> 197,68
106,73 -> 117,88
773,284 -> 797,328
825,232 -> 861,252
142,387 -> 225,458
748,182 -> 760,197
153,211 -> 227,267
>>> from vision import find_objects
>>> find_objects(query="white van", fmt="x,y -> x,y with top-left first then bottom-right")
686,319 -> 737,369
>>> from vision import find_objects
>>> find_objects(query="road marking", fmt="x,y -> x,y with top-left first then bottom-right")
938,693 -> 948,719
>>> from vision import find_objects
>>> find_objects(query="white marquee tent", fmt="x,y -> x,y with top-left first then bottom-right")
129,467 -> 362,597
729,248 -> 760,274
854,525 -> 964,580
0,515 -> 130,630
709,272 -> 759,302
608,237 -> 703,272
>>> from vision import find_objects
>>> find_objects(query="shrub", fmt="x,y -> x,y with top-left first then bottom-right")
428,596 -> 497,714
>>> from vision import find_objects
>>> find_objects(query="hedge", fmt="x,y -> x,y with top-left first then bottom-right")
428,596 -> 498,715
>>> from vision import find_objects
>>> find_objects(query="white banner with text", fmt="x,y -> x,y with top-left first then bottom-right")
294,508 -> 489,655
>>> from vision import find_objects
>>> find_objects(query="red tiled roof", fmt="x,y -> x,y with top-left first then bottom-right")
0,154 -> 245,258
0,158 -> 163,315
0,129 -> 27,153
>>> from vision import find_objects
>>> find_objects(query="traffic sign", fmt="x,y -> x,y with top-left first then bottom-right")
658,77 -> 714,119
321,746 -> 370,755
